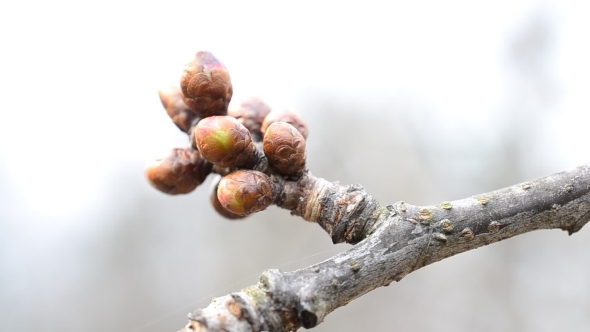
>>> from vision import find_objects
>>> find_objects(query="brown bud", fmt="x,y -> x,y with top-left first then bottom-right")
194,116 -> 258,168
158,86 -> 198,133
261,109 -> 308,140
217,170 -> 274,216
145,148 -> 212,194
263,122 -> 306,176
180,51 -> 232,118
210,178 -> 246,220
228,97 -> 271,140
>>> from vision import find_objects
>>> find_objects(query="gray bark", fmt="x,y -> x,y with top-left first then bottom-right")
180,163 -> 590,332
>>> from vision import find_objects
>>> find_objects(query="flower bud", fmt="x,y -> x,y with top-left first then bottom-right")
228,97 -> 271,140
217,170 -> 274,216
180,51 -> 233,118
194,116 -> 258,168
210,178 -> 246,220
145,148 -> 212,195
158,85 -> 198,133
263,122 -> 306,176
261,109 -> 308,140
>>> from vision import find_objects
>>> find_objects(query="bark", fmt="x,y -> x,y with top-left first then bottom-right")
273,172 -> 382,244
180,163 -> 590,332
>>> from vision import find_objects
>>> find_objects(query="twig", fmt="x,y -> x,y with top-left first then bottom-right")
179,163 -> 590,332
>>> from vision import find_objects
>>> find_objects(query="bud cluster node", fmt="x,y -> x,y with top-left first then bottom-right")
149,50 -> 312,220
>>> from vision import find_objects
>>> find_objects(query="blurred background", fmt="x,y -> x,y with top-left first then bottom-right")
1,0 -> 590,331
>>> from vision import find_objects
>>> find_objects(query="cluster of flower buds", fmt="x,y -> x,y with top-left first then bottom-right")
145,51 -> 310,219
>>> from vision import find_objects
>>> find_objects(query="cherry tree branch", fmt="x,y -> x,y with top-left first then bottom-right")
150,51 -> 589,331
180,164 -> 590,332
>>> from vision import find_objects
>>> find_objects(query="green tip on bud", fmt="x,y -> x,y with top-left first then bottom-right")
194,116 -> 258,168
210,178 -> 247,220
217,170 -> 274,216
180,51 -> 233,118
263,122 -> 307,176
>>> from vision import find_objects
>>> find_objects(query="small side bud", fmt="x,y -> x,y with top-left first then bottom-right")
217,170 -> 274,216
210,178 -> 247,220
261,109 -> 308,140
180,51 -> 233,118
263,122 -> 306,176
228,97 -> 271,140
194,116 -> 258,168
158,86 -> 198,133
145,148 -> 212,195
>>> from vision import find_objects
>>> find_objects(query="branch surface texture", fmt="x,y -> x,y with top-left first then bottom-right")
180,163 -> 590,332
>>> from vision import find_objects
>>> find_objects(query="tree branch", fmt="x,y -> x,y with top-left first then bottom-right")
179,163 -> 590,332
272,171 -> 382,244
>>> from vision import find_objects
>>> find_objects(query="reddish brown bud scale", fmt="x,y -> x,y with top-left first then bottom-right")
158,86 -> 198,133
228,97 -> 271,140
261,109 -> 309,140
210,178 -> 247,220
194,116 -> 258,168
145,148 -> 212,195
263,122 -> 307,176
217,170 -> 274,216
180,51 -> 233,118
